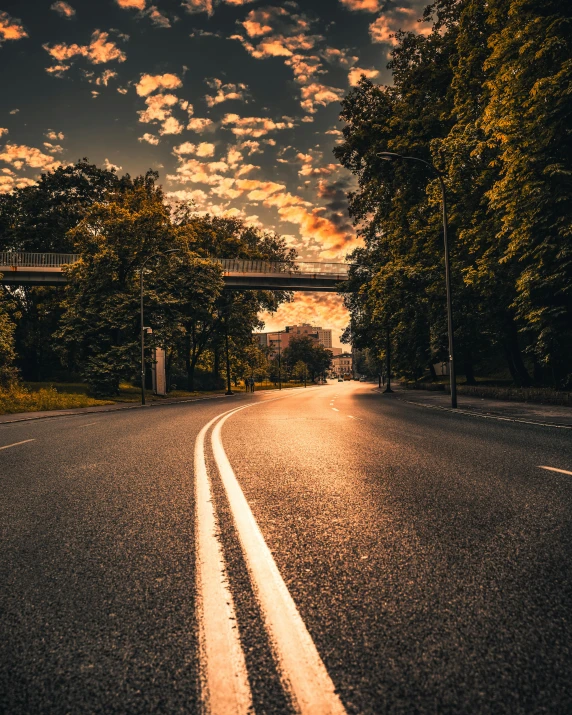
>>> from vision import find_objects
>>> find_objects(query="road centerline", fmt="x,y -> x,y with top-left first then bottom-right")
194,406 -> 254,715
0,439 -> 35,451
211,409 -> 347,715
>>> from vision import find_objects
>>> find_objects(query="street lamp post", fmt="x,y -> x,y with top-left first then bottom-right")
378,152 -> 457,408
139,249 -> 179,406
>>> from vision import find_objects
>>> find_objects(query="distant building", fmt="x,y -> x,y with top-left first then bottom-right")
255,323 -> 334,356
331,352 -> 353,377
328,347 -> 342,356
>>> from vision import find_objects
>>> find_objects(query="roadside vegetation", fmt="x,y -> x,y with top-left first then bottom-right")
0,162 -> 297,409
338,0 -> 572,393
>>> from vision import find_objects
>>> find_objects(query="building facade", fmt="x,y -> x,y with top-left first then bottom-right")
256,323 -> 334,356
331,352 -> 353,377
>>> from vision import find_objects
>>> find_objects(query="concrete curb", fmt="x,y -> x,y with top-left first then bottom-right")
374,388 -> 572,430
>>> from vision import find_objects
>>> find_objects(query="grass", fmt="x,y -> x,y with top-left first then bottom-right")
0,384 -> 113,415
0,378 -> 323,416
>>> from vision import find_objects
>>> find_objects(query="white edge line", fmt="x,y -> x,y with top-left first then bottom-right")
397,397 -> 572,430
0,439 -> 35,451
194,406 -> 253,715
538,465 -> 572,476
212,411 -> 347,715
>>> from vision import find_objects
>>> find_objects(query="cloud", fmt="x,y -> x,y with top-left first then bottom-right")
222,114 -> 294,137
238,140 -> 262,155
95,69 -> 118,86
182,0 -> 213,15
43,142 -> 64,153
173,141 -> 216,157
0,143 -> 61,172
0,11 -> 28,43
51,2 -> 76,18
321,47 -> 358,68
370,6 -> 431,45
300,83 -> 345,113
0,174 -> 37,194
146,6 -> 171,27
45,129 -> 65,141
348,66 -> 379,86
138,93 -> 179,122
43,30 -> 127,73
159,116 -> 184,135
0,128 -> 8,138
9,109 -> 19,115
135,72 -> 182,96
339,0 -> 380,11
103,158 -> 122,171
187,117 -> 214,132
205,78 -> 248,107
235,179 -> 284,201
116,0 -> 146,9
139,133 -> 160,144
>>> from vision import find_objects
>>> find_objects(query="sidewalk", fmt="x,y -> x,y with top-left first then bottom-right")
385,386 -> 572,428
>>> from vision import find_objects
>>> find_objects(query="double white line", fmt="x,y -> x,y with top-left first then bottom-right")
194,400 -> 346,715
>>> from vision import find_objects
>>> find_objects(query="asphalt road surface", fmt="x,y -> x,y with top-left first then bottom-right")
2,382 -> 572,714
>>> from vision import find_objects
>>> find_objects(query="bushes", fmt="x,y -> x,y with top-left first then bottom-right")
0,384 -> 112,414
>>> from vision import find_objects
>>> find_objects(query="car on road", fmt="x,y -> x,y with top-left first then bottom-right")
359,376 -> 366,382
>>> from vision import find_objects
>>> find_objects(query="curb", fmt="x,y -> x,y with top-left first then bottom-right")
373,389 -> 572,430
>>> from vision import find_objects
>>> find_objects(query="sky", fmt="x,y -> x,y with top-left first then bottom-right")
1,0 -> 429,347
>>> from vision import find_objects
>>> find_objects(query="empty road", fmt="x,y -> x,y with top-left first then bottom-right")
2,383 -> 571,714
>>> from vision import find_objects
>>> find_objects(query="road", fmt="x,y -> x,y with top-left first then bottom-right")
1,382 -> 572,714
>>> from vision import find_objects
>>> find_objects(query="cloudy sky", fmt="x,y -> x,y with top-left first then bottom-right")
1,0 -> 429,345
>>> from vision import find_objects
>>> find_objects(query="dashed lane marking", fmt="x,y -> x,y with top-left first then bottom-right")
539,465 -> 572,476
0,439 -> 35,451
211,410 -> 347,715
77,423 -> 96,428
332,408 -> 339,412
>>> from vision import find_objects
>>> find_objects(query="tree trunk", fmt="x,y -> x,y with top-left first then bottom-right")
463,358 -> 476,386
503,317 -> 531,387
213,346 -> 220,380
428,362 -> 437,381
185,335 -> 194,390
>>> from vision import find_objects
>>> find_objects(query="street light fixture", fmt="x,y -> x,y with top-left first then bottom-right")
378,151 -> 457,408
139,249 -> 180,406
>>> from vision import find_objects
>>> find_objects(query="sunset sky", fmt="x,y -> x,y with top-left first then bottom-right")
1,0 -> 429,346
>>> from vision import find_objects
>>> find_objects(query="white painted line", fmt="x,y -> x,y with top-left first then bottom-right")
212,413 -> 347,715
0,439 -> 35,451
539,465 -> 572,476
332,408 -> 339,412
77,422 -> 96,428
194,407 -> 253,715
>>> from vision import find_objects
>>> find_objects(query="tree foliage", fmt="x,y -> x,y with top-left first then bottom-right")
336,0 -> 572,388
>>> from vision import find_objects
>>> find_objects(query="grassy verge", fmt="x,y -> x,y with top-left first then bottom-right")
0,384 -> 113,415
400,380 -> 572,407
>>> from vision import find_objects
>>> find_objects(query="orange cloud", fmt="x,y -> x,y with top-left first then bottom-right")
51,2 -> 76,18
43,30 -> 127,71
370,7 -> 431,45
0,11 -> 28,43
300,83 -> 344,113
0,143 -> 61,172
222,114 -> 294,137
348,66 -> 379,86
339,0 -> 380,11
135,72 -> 182,96
116,0 -> 146,9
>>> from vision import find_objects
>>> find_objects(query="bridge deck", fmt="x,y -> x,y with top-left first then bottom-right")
0,253 -> 349,291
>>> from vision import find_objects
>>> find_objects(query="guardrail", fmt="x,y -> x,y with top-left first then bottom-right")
0,253 -> 350,278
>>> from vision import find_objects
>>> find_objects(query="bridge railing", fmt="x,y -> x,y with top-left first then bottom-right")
0,252 -> 79,267
217,258 -> 349,278
0,253 -> 350,279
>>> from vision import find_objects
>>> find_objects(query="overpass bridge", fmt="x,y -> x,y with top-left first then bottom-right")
0,253 -> 349,292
